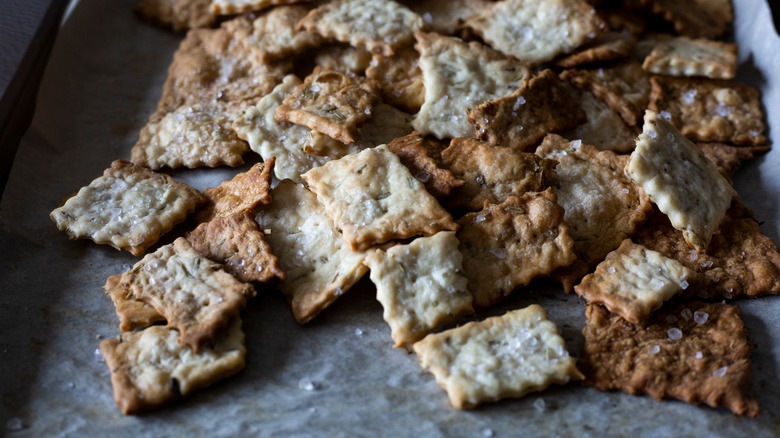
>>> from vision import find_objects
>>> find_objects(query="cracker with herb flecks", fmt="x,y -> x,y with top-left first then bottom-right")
134,0 -> 215,32
642,36 -> 737,80
468,69 -> 585,152
406,0 -> 488,36
302,145 -> 458,251
187,211 -> 285,284
627,111 -> 737,252
465,0 -> 605,64
50,160 -> 205,257
695,143 -> 770,180
297,0 -> 424,56
536,135 -> 652,292
574,239 -> 699,324
365,231 -> 473,350
648,76 -> 766,146
365,47 -> 425,114
581,302 -> 759,417
411,32 -> 530,140
634,0 -> 733,40
457,190 -> 576,309
99,318 -> 245,415
104,274 -> 166,332
199,159 -> 275,222
413,304 -> 583,409
561,87 -> 639,154
255,180 -> 370,323
556,31 -> 636,68
386,132 -> 463,199
314,44 -> 374,75
211,0 -> 309,15
442,138 -> 555,212
105,238 -> 256,352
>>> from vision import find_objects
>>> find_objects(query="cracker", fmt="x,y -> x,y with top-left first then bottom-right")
561,60 -> 650,126
442,138 -> 556,212
314,44 -> 374,75
574,239 -> 698,324
411,32 -> 530,140
274,67 -> 379,144
187,212 -> 285,284
104,238 -> 256,352
555,31 -> 636,68
642,36 -> 737,80
536,135 -> 652,292
50,160 -> 205,257
457,190 -> 576,309
297,0 -> 424,57
695,142 -> 770,180
134,0 -> 215,32
254,180 -> 370,323
199,158 -> 275,222
365,47 -> 425,114
353,103 -> 415,149
648,76 -> 767,146
627,111 -> 737,252
211,0 -> 308,16
468,69 -> 586,152
104,274 -> 166,332
406,0 -> 488,36
413,304 -> 583,409
465,0 -> 605,64
365,231 -> 473,350
636,0 -> 733,40
581,302 -> 759,417
561,87 -> 639,154
99,318 -> 245,415
386,132 -> 464,199
302,145 -> 458,251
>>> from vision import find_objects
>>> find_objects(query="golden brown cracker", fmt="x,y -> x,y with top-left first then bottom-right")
386,132 -> 464,199
561,87 -> 639,154
642,36 -> 737,80
695,142 -> 770,180
365,47 -> 425,114
314,44 -> 374,75
104,274 -> 166,332
199,158 -> 275,222
555,31 -> 636,68
211,0 -> 309,16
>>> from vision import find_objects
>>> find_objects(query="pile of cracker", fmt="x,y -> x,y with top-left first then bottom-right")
49,0 -> 776,417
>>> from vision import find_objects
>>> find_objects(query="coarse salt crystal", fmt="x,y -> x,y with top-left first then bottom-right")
659,110 -> 672,121
693,311 -> 709,325
680,280 -> 689,290
533,397 -> 546,413
667,328 -> 683,340
298,378 -> 316,391
680,308 -> 692,321
712,366 -> 728,377
355,328 -> 363,336
95,348 -> 105,363
607,266 -> 616,274
695,351 -> 703,359
483,428 -> 494,437
648,345 -> 660,355
570,139 -> 582,149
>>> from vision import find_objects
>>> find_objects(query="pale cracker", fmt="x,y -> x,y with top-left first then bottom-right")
314,44 -> 374,75
297,0 -> 424,56
642,36 -> 737,80
99,318 -> 245,415
199,158 -> 275,222
413,304 -> 583,409
574,239 -> 699,324
365,47 -> 425,114
465,0 -> 605,64
302,145 -> 458,251
635,0 -> 733,40
627,110 -> 737,252
411,32 -> 530,140
555,31 -> 636,68
365,231 -> 473,350
211,0 -> 309,16
561,86 -> 639,154
50,160 -> 205,257
134,0 -> 215,32
406,0 -> 488,36
105,238 -> 256,352
386,132 -> 463,199
254,180 -> 370,323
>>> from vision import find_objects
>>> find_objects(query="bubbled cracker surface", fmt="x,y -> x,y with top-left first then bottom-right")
365,47 -> 425,114
386,132 -> 463,199
199,159 -> 274,222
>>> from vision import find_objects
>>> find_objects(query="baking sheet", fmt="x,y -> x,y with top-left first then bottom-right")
1,1 -> 779,436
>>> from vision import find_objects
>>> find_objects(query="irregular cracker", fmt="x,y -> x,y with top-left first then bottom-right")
297,0 -> 424,56
411,32 -> 530,140
99,318 -> 245,415
314,44 -> 374,75
581,302 -> 759,417
104,238 -> 256,352
199,158 -> 275,222
648,76 -> 767,146
211,0 -> 308,15
134,0 -> 215,32
561,87 -> 639,153
365,232 -> 473,350
635,0 -> 733,40
104,274 -> 165,332
695,143 -> 770,180
468,69 -> 585,152
642,36 -> 737,80
406,0 -> 488,35
274,67 -> 379,144
302,145 -> 458,251
442,138 -> 555,212
555,31 -> 636,68
574,239 -> 698,324
386,132 -> 463,199
50,160 -> 205,257
413,305 -> 583,409
627,111 -> 737,252
187,212 -> 285,283
255,180 -> 370,323
365,47 -> 425,114
465,0 -> 605,64
457,190 -> 576,309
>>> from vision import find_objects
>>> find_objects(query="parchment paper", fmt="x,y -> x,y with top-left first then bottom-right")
1,1 -> 779,436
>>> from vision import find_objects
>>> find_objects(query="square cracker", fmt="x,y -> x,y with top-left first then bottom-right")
465,0 -> 605,64
574,239 -> 699,324
104,238 -> 256,353
441,138 -> 556,212
648,76 -> 767,146
627,110 -> 737,252
642,36 -> 737,80
50,160 -> 205,257
457,189 -> 576,309
199,158 -> 275,222
365,47 -> 425,114
211,0 -> 309,15
634,0 -> 733,40
99,318 -> 245,415
365,231 -> 474,350
297,0 -> 424,57
468,69 -> 586,152
411,32 -> 530,140
386,132 -> 464,199
255,180 -> 370,324
413,304 -> 583,409
581,302 -> 759,417
561,87 -> 639,154
134,0 -> 215,32
302,145 -> 458,251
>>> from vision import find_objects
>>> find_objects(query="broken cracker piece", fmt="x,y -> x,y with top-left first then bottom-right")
199,158 -> 275,222
365,47 -> 425,114
642,36 -> 737,80
134,0 -> 215,32
386,132 -> 463,199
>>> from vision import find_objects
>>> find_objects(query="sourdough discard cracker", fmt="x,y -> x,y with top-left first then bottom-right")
413,305 -> 583,409
199,158 -> 275,222
642,36 -> 737,80
555,31 -> 636,68
561,87 -> 639,153
134,0 -> 215,32
365,47 -> 425,114
365,232 -> 473,350
695,142 -> 770,180
211,0 -> 308,15
50,160 -> 205,257
105,274 -> 166,332
302,145 -> 458,251
100,318 -> 245,415
386,132 -> 464,199
314,44 -> 374,75
406,0 -> 488,36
